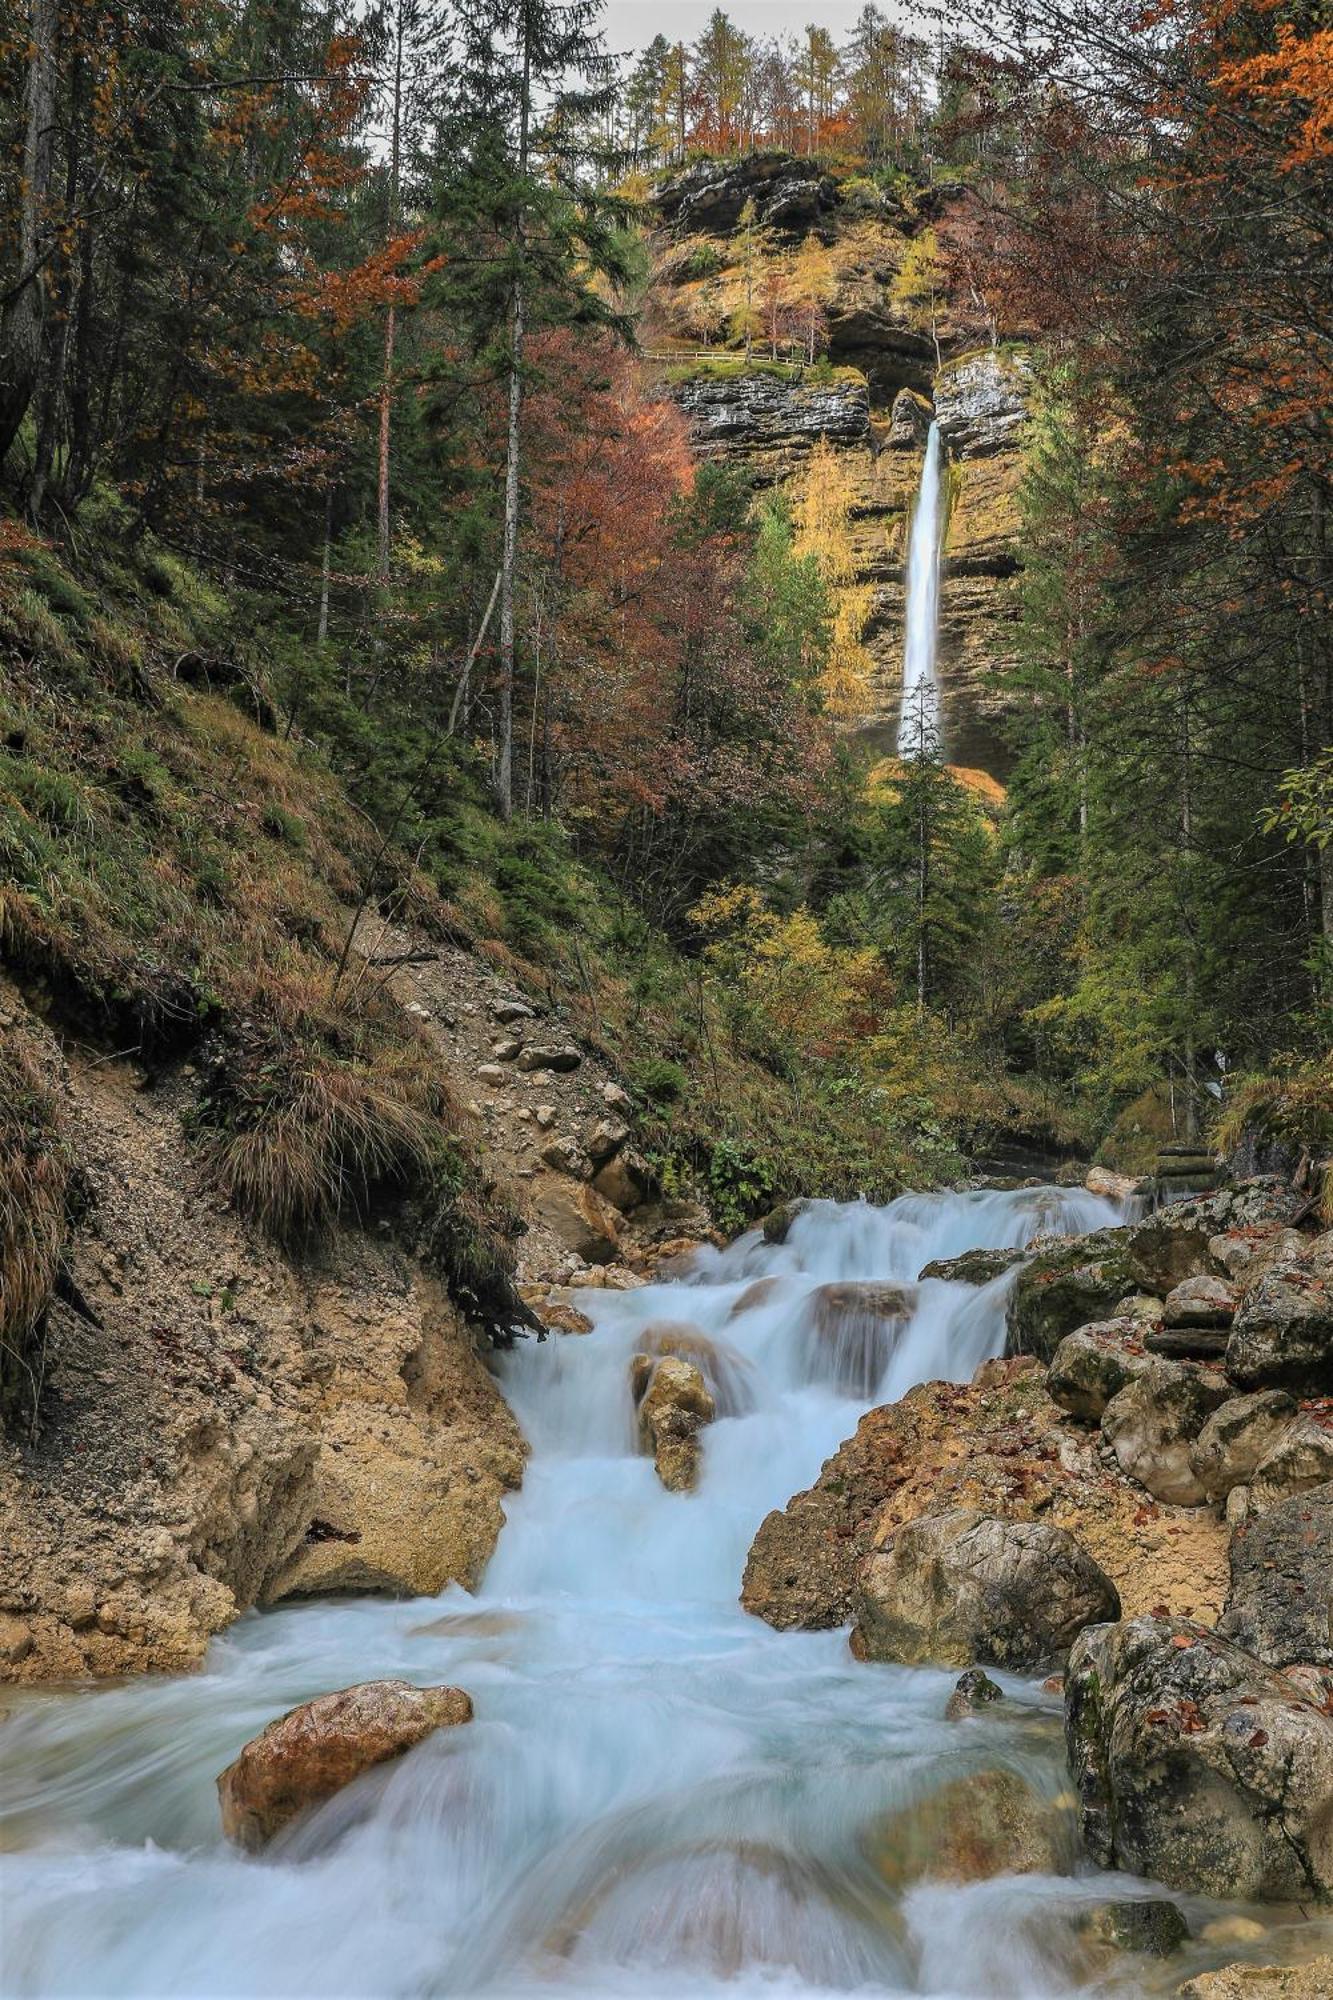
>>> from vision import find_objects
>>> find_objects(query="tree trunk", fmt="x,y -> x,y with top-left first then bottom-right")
497,280 -> 524,817
0,0 -> 59,465
376,304 -> 396,585
318,486 -> 334,642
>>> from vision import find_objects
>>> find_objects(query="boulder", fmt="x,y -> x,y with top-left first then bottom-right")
1047,1320 -> 1152,1422
919,1245 -> 1026,1285
592,1148 -> 653,1215
1065,1616 -> 1333,1902
531,1175 -> 621,1265
728,1276 -> 782,1319
491,999 -> 535,1023
600,1080 -> 633,1114
1189,1392 -> 1299,1501
1176,1962 -> 1333,2000
805,1281 -> 915,1397
1217,1481 -> 1333,1667
943,1665 -> 1004,1719
863,1767 -> 1070,1887
539,1135 -> 590,1178
1123,1182 -> 1305,1296
632,1355 -> 715,1493
1248,1412 -> 1333,1512
851,1509 -> 1120,1671
516,1044 -> 582,1073
1209,1226 -> 1307,1287
761,1198 -> 811,1244
1101,1360 -> 1231,1505
1079,1899 -> 1189,1958
1163,1274 -> 1237,1328
634,1320 -> 756,1417
1086,1166 -> 1144,1202
585,1117 -> 629,1165
1227,1259 -> 1333,1394
1005,1229 -> 1136,1361
217,1680 -> 472,1850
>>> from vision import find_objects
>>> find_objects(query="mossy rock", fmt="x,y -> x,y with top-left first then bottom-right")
1005,1228 -> 1136,1361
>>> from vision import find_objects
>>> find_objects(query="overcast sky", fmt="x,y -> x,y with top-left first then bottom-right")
599,0 -> 874,58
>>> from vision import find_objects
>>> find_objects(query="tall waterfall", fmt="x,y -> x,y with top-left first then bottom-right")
896,419 -> 944,758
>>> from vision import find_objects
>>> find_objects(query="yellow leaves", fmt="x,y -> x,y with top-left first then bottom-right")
792,438 -> 876,720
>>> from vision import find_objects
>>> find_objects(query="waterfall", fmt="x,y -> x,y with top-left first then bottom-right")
896,419 -> 944,759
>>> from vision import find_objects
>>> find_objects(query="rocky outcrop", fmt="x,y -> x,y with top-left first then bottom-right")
1124,1182 -> 1305,1294
673,371 -> 870,471
741,1363 -> 1228,1633
1217,1481 -> 1333,1667
217,1680 -> 472,1850
1177,1959 -> 1333,1999
656,153 -> 836,238
851,1508 -> 1119,1670
1065,1616 -> 1333,1903
933,349 -> 1030,458
631,1354 -> 715,1492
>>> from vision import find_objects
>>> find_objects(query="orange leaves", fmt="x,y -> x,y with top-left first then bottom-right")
297,233 -> 438,333
1215,24 -> 1333,171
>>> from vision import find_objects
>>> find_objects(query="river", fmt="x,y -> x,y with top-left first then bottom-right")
0,1185 -> 1313,1997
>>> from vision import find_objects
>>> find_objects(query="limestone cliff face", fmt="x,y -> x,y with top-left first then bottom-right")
649,157 -> 1030,780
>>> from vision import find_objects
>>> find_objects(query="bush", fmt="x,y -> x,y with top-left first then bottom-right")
631,1055 -> 688,1107
0,1042 -> 72,1432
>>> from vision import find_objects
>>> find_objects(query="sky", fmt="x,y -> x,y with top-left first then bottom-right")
599,0 -> 873,58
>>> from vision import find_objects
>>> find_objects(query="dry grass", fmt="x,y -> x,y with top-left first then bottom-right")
0,1040 -> 70,1430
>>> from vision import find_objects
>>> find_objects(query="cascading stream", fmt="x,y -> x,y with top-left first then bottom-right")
896,421 -> 944,760
0,1184 -> 1254,1998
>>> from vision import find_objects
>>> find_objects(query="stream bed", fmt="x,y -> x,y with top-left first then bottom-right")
2,1187 -> 1326,1998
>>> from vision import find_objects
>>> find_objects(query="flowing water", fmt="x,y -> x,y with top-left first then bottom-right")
897,423 -> 944,760
0,1186 -> 1310,1998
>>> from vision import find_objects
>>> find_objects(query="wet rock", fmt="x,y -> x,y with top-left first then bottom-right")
1086,1166 -> 1144,1202
762,1199 -> 811,1244
806,1281 -> 915,1397
1227,1256 -> 1333,1394
634,1321 -> 756,1417
943,1665 -> 1003,1719
1101,1360 -> 1231,1505
852,1509 -> 1119,1671
217,1680 -> 472,1850
1065,1616 -> 1333,1902
919,1245 -> 1026,1285
516,1044 -> 582,1073
1248,1412 -> 1333,1512
1176,1959 -> 1333,1999
1005,1229 -> 1136,1361
531,1175 -> 621,1265
865,1767 -> 1070,1886
1163,1274 -> 1237,1327
1047,1321 -> 1152,1422
1079,1898 -> 1189,1958
1217,1481 -> 1333,1667
632,1355 -> 715,1493
1189,1392 -> 1299,1501
728,1276 -> 782,1319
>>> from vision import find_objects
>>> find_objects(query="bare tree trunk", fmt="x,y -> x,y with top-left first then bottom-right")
497,27 -> 532,819
0,0 -> 58,464
318,485 -> 334,642
376,1 -> 407,587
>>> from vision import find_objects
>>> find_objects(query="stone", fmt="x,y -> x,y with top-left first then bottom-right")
534,1104 -> 556,1129
886,387 -> 933,450
539,1135 -> 591,1178
1163,1274 -> 1237,1328
476,1064 -> 507,1085
1247,1412 -> 1333,1512
1086,1166 -> 1143,1202
1226,1485 -> 1251,1525
1101,1360 -> 1231,1505
490,1037 -> 522,1061
632,1356 -> 715,1493
0,1611 -> 34,1663
1065,1616 -> 1333,1902
943,1665 -> 1003,1719
805,1281 -> 915,1397
1123,1181 -> 1305,1296
592,1149 -> 653,1215
1005,1229 -> 1136,1361
531,1175 -> 621,1265
1079,1899 -> 1189,1958
851,1509 -> 1120,1671
761,1198 -> 811,1245
1176,1960 -> 1333,2000
600,1081 -> 633,1114
1209,1227 -> 1307,1286
918,1245 -> 1026,1285
1197,1918 -> 1267,1948
727,1276 -> 782,1319
1190,1392 -> 1299,1500
585,1117 -> 629,1165
491,999 -> 535,1022
633,1321 -> 756,1417
864,1768 -> 1070,1887
217,1680 -> 472,1850
1217,1481 -> 1332,1667
516,1044 -> 582,1073
1228,1259 -> 1333,1394
1047,1320 -> 1152,1422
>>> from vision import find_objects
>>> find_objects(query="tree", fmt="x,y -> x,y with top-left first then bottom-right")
692,10 -> 753,154
789,234 -> 835,364
791,437 -> 875,718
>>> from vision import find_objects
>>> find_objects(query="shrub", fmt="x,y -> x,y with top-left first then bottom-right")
631,1055 -> 688,1106
0,1042 -> 72,1432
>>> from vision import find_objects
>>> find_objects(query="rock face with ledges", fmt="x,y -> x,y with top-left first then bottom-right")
218,1680 -> 473,1850
1065,1616 -> 1333,1902
674,372 -> 870,467
852,1508 -> 1120,1670
1217,1481 -> 1333,1667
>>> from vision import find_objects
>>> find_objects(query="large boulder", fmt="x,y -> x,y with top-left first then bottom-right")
1123,1182 -> 1305,1295
1217,1481 -> 1333,1667
1248,1412 -> 1333,1512
1189,1392 -> 1299,1502
919,1246 -> 1026,1285
531,1174 -> 621,1265
631,1355 -> 715,1493
1047,1320 -> 1152,1422
634,1321 -> 756,1417
1006,1230 -> 1136,1361
1227,1254 -> 1333,1394
217,1680 -> 472,1850
1065,1617 -> 1333,1902
864,1767 -> 1072,1887
851,1509 -> 1120,1670
1163,1274 -> 1237,1328
1101,1360 -> 1230,1505
805,1281 -> 915,1397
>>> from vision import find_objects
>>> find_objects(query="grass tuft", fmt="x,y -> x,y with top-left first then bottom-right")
0,1040 -> 71,1431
